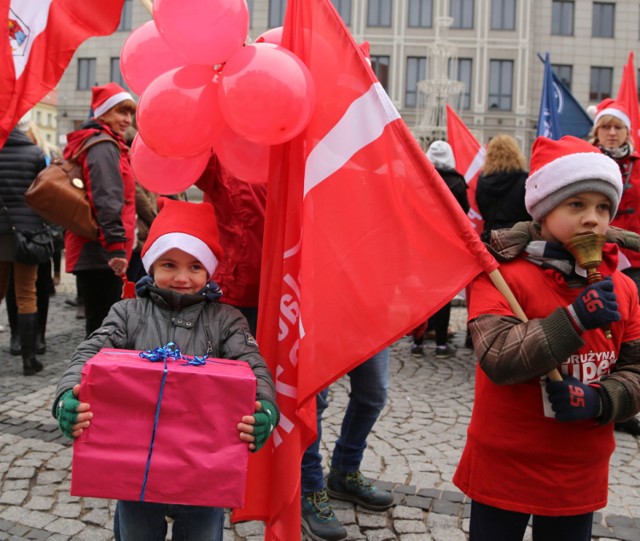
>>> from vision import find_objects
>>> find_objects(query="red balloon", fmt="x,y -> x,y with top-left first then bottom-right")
121,21 -> 188,95
136,65 -> 224,159
212,123 -> 270,184
130,134 -> 210,194
255,26 -> 283,45
154,0 -> 249,66
218,43 -> 316,145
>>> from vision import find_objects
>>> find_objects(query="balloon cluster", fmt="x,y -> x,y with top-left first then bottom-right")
121,0 -> 315,192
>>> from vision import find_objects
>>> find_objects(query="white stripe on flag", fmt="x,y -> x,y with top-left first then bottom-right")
10,0 -> 54,78
464,147 -> 486,184
304,82 -> 401,198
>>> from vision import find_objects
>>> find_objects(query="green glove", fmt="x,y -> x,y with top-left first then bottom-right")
56,389 -> 81,439
252,400 -> 278,452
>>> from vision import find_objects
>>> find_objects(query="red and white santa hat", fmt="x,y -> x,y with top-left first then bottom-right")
91,82 -> 135,118
525,136 -> 622,222
141,198 -> 224,276
592,98 -> 631,130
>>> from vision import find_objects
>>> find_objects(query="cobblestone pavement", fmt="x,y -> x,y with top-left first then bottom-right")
0,271 -> 639,541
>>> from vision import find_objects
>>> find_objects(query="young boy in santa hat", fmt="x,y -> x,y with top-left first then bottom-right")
453,136 -> 640,541
52,198 -> 279,541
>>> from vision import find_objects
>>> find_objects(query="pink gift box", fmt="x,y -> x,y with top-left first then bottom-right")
71,348 -> 256,508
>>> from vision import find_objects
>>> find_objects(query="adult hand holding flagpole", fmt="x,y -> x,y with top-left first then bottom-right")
488,269 -> 563,382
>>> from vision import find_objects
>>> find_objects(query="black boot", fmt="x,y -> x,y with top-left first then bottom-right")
614,417 -> 640,437
10,333 -> 21,356
35,332 -> 46,355
18,313 -> 43,376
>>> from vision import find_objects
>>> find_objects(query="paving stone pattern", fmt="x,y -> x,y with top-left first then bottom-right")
0,271 -> 638,540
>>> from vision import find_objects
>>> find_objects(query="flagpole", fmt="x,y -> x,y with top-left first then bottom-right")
139,0 -> 153,15
488,269 -> 563,382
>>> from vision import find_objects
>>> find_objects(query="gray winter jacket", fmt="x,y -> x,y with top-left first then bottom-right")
53,285 -> 277,418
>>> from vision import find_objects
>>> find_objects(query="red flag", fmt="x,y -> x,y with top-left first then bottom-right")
1,0 -> 125,147
617,51 -> 640,150
446,104 -> 486,233
233,1 -> 497,539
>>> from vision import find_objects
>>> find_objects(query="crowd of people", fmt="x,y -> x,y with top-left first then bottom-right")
2,84 -> 640,541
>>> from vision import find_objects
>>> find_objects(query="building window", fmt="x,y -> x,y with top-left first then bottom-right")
110,57 -> 128,90
47,113 -> 53,127
408,0 -> 433,28
450,0 -> 474,29
77,58 -> 96,90
448,58 -> 472,110
592,2 -> 614,38
491,0 -> 515,30
488,59 -> 513,111
551,64 -> 573,90
590,66 -> 612,101
551,1 -> 573,36
370,55 -> 390,90
331,0 -> 352,25
268,0 -> 287,27
368,0 -> 392,27
117,0 -> 132,31
405,56 -> 427,108
36,111 -> 42,124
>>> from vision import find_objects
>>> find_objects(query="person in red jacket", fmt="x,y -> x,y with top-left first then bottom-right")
590,98 -> 640,436
455,136 -> 640,541
63,83 -> 136,337
195,154 -> 266,334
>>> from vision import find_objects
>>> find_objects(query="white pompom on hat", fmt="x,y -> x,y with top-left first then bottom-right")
593,98 -> 631,130
141,198 -> 224,276
91,82 -> 135,118
525,136 -> 623,222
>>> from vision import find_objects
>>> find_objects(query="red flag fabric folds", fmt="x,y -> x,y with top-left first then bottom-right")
617,51 -> 640,151
1,0 -> 125,147
234,1 -> 497,539
446,104 -> 486,233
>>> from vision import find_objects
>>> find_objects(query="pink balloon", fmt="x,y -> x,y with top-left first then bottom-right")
255,26 -> 283,45
154,0 -> 249,66
212,123 -> 270,184
120,21 -> 188,95
130,134 -> 210,194
218,43 -> 316,145
136,65 -> 224,159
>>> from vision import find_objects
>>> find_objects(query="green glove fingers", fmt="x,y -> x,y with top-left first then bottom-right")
56,389 -> 81,439
252,399 -> 279,452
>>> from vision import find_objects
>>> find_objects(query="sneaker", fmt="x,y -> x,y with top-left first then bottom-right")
301,489 -> 347,541
435,344 -> 456,359
410,343 -> 424,356
326,469 -> 394,511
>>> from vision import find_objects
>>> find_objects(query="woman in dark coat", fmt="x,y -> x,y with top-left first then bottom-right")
476,134 -> 532,242
411,141 -> 470,359
0,126 -> 47,375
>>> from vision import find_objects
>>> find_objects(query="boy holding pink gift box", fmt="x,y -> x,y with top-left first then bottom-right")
52,197 -> 279,541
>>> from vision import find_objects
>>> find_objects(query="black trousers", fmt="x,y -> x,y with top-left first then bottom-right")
470,501 -> 593,541
75,269 -> 123,338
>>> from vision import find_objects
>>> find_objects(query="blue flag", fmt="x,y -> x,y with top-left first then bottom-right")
537,53 -> 593,139
537,53 -> 561,138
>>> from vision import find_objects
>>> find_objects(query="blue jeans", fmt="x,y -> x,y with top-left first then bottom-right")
114,500 -> 223,541
301,348 -> 390,494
